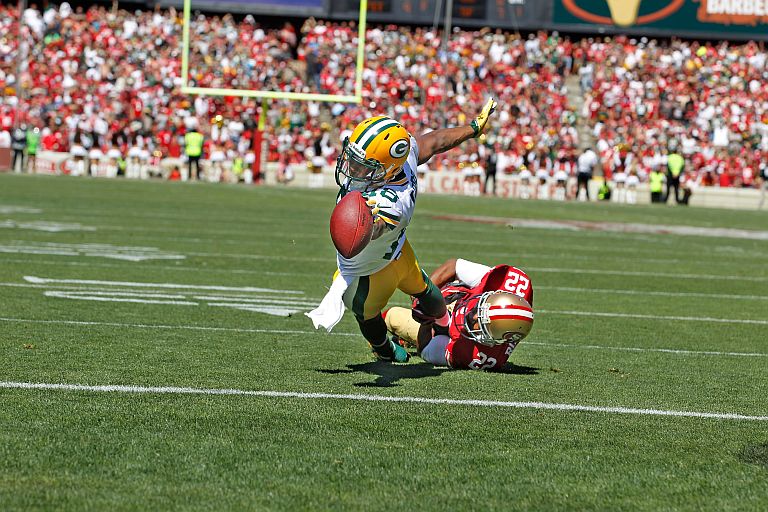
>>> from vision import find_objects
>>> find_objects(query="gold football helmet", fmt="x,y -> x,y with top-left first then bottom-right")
457,291 -> 534,347
335,115 -> 411,188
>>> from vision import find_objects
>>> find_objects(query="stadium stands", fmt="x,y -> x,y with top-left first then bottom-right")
0,3 -> 765,188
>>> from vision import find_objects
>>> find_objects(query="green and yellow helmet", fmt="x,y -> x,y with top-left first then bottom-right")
335,116 -> 411,188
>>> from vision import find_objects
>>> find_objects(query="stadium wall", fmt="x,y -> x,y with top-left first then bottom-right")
267,164 -> 766,210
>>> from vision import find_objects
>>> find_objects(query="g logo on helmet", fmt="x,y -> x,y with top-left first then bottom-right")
389,139 -> 410,159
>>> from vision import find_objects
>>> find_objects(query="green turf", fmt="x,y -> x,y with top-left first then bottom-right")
1,174 -> 767,511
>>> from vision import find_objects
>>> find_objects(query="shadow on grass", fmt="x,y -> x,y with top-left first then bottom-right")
317,361 -> 539,387
318,361 -> 449,388
492,363 -> 540,375
740,442 -> 768,469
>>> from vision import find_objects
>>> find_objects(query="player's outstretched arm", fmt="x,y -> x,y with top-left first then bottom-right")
429,258 -> 458,288
415,98 -> 497,166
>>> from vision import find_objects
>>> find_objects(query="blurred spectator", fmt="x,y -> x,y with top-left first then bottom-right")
26,126 -> 40,173
666,146 -> 685,204
483,143 -> 498,195
598,178 -> 612,201
576,146 -> 599,201
185,123 -> 204,180
649,167 -> 665,203
11,125 -> 26,172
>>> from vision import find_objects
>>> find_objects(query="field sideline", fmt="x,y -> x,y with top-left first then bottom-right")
1,174 -> 767,511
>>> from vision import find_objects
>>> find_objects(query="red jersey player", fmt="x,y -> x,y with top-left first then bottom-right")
384,258 -> 534,370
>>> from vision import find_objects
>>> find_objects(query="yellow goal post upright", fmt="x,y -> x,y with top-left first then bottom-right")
180,0 -> 368,104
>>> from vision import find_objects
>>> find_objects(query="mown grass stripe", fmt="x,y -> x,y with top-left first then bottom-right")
1,381 -> 766,421
1,317 -> 764,358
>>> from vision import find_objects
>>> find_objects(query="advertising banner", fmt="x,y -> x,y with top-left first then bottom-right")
553,0 -> 768,40
330,0 -> 552,29
160,0 -> 326,15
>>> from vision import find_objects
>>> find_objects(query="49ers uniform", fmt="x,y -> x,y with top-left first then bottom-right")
385,258 -> 534,370
441,261 -> 534,370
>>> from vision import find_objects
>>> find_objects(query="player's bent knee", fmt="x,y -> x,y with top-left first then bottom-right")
420,335 -> 450,366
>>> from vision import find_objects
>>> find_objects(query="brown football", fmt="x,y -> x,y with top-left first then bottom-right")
330,191 -> 373,259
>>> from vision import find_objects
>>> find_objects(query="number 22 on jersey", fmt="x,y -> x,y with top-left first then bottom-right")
502,267 -> 530,298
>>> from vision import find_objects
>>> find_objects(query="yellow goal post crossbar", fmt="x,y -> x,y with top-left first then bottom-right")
180,0 -> 367,103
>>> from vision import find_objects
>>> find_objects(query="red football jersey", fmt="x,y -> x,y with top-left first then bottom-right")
442,265 -> 533,371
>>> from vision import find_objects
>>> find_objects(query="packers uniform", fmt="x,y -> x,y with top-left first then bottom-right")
308,115 -> 447,364
336,135 -> 429,321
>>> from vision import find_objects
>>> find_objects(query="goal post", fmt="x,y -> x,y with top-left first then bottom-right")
180,0 -> 367,104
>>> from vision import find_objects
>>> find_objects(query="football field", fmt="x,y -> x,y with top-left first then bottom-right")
1,173 -> 767,511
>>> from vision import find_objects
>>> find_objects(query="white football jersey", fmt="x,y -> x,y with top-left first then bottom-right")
337,136 -> 419,276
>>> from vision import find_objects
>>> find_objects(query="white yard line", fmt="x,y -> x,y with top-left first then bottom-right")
539,309 -> 768,325
526,267 -> 768,282
1,317 -> 764,358
23,276 -> 304,294
8,281 -> 767,302
525,341 -> 768,358
0,316 -> 343,336
43,291 -> 197,306
538,286 -> 768,301
0,381 -> 765,421
5,255 -> 768,282
0,260 -> 314,277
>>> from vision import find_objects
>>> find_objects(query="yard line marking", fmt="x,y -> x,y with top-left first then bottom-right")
0,220 -> 96,232
525,267 -> 768,282
0,282 -> 324,296
0,242 -> 185,261
0,260 -> 319,277
192,295 -> 319,306
0,206 -> 42,214
0,317 -> 353,336
539,309 -> 768,325
9,255 -> 768,283
24,276 -> 304,294
1,382 -> 766,421
43,291 -> 197,306
14,279 -> 768,303
1,317 -> 765,358
186,251 -> 330,263
537,286 -> 768,301
431,214 -> 768,241
24,278 -> 316,317
524,341 -> 768,358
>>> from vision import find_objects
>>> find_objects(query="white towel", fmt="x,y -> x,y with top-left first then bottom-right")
305,274 -> 353,332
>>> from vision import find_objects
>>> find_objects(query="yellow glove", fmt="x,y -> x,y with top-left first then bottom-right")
366,199 -> 382,227
470,98 -> 497,137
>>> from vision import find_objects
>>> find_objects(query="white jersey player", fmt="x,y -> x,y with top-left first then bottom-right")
307,100 -> 498,363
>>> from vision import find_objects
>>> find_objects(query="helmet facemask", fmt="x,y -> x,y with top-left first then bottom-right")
455,293 -> 496,347
335,138 -> 397,191
456,291 -> 533,347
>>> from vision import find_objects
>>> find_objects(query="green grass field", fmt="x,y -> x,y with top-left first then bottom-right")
1,173 -> 767,511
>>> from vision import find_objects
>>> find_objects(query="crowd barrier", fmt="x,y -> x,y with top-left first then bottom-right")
1,153 -> 763,210
270,164 -> 766,211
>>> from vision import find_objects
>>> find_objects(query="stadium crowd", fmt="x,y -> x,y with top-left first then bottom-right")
582,36 -> 768,188
0,3 -> 766,191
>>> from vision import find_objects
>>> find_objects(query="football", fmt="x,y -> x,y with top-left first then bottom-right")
330,191 -> 374,259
